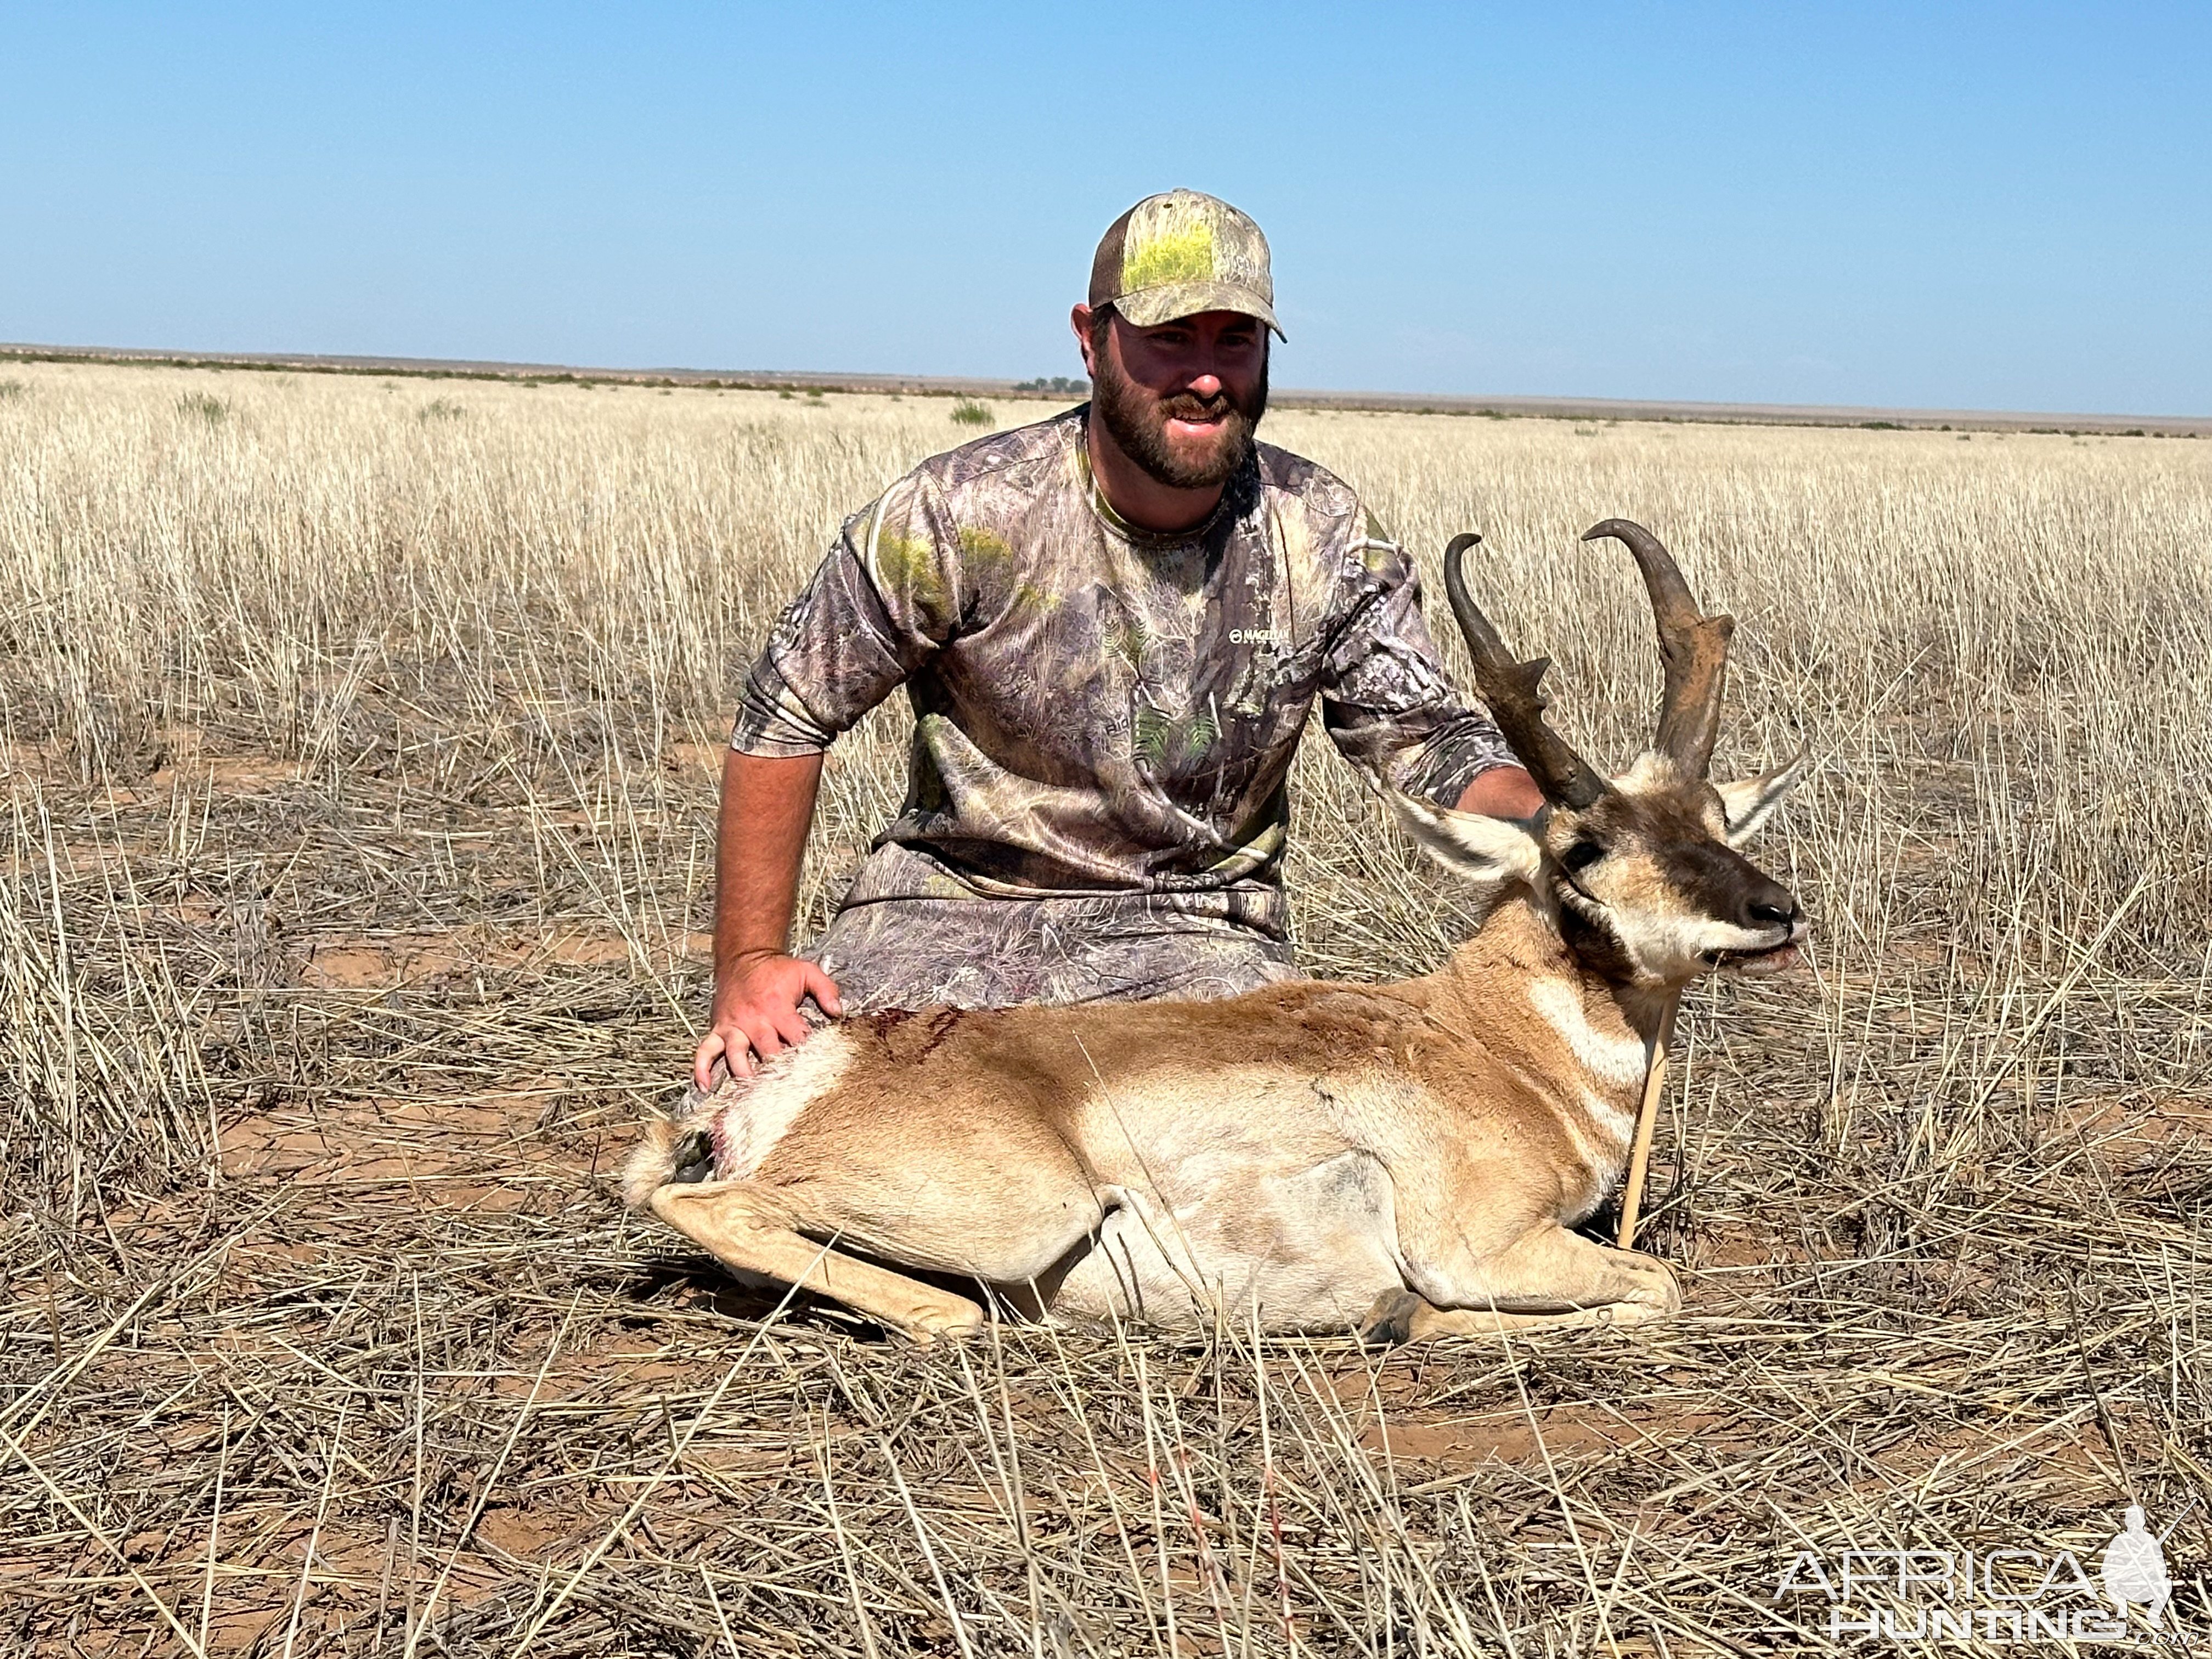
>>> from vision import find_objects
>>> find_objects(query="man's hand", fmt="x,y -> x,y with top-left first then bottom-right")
693,952 -> 844,1091
1457,764 -> 1547,819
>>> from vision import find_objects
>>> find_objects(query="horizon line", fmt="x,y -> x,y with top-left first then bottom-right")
7,341 -> 2207,437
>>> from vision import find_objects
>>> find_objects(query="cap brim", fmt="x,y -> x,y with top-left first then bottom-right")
1113,279 -> 1286,340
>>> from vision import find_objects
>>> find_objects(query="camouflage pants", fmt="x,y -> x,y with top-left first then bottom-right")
803,895 -> 1300,1013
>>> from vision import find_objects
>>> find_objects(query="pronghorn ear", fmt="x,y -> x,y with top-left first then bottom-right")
1714,749 -> 1810,847
1387,794 -> 1545,890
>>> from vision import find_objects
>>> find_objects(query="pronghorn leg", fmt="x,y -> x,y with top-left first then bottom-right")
1359,1288 -> 1655,1346
1370,1220 -> 1681,1345
649,1178 -> 986,1344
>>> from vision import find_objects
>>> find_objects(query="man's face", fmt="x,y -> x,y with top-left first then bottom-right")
1080,309 -> 1269,490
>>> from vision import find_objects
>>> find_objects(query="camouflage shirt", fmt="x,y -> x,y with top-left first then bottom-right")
732,406 -> 1514,959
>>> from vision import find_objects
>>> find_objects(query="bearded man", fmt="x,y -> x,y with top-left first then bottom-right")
693,189 -> 1542,1087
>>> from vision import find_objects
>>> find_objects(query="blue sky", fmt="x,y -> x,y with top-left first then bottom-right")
3,3 -> 2207,414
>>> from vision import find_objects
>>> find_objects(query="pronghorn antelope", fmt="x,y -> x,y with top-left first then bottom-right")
627,520 -> 1808,1344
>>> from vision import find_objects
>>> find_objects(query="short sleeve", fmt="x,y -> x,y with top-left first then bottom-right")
731,469 -> 964,756
1319,520 -> 1519,808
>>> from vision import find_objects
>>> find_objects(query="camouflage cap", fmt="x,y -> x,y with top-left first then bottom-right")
1089,189 -> 1285,340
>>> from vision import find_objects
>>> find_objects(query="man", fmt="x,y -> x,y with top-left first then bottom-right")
692,189 -> 1542,1088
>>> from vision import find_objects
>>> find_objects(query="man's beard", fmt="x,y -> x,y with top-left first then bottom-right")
1091,351 -> 1268,490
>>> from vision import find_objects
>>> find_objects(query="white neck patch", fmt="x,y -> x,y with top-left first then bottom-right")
1527,978 -> 1649,1091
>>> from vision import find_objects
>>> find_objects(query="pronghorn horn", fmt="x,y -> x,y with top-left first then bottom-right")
1582,518 -> 1736,779
1442,534 -> 1611,810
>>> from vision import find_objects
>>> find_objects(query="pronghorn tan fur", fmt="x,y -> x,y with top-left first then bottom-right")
625,520 -> 1810,1344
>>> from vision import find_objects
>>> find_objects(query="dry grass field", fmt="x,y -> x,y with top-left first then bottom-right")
4,360 -> 2210,1655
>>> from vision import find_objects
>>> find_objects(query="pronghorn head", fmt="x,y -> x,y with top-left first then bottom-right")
1394,520 -> 1809,989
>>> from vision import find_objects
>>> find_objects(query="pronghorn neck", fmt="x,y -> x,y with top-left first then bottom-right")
1430,893 -> 1658,1212
1438,892 -> 1673,1072
1442,898 -> 1663,1053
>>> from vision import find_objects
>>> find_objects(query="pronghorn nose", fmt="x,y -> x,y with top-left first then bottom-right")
1746,894 -> 1797,930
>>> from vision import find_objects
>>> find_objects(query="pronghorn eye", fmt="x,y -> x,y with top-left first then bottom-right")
1561,840 -> 1605,873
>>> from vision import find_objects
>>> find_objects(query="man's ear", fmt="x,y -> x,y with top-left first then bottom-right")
1070,304 -> 1100,377
1713,749 -> 1810,847
1388,794 -> 1544,890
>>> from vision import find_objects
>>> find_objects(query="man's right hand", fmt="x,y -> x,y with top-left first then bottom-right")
692,953 -> 844,1091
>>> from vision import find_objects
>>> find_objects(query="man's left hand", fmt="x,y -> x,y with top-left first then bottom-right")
1456,765 -> 1545,819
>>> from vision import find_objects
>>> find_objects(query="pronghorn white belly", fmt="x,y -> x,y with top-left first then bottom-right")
1047,1150 -> 1405,1334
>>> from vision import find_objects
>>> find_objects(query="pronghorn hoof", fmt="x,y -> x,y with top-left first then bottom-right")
887,1307 -> 989,1348
667,1131 -> 714,1184
1357,1288 -> 1424,1349
1617,1253 -> 1683,1316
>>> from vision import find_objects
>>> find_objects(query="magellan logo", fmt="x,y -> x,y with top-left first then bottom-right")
1228,627 -> 1286,646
